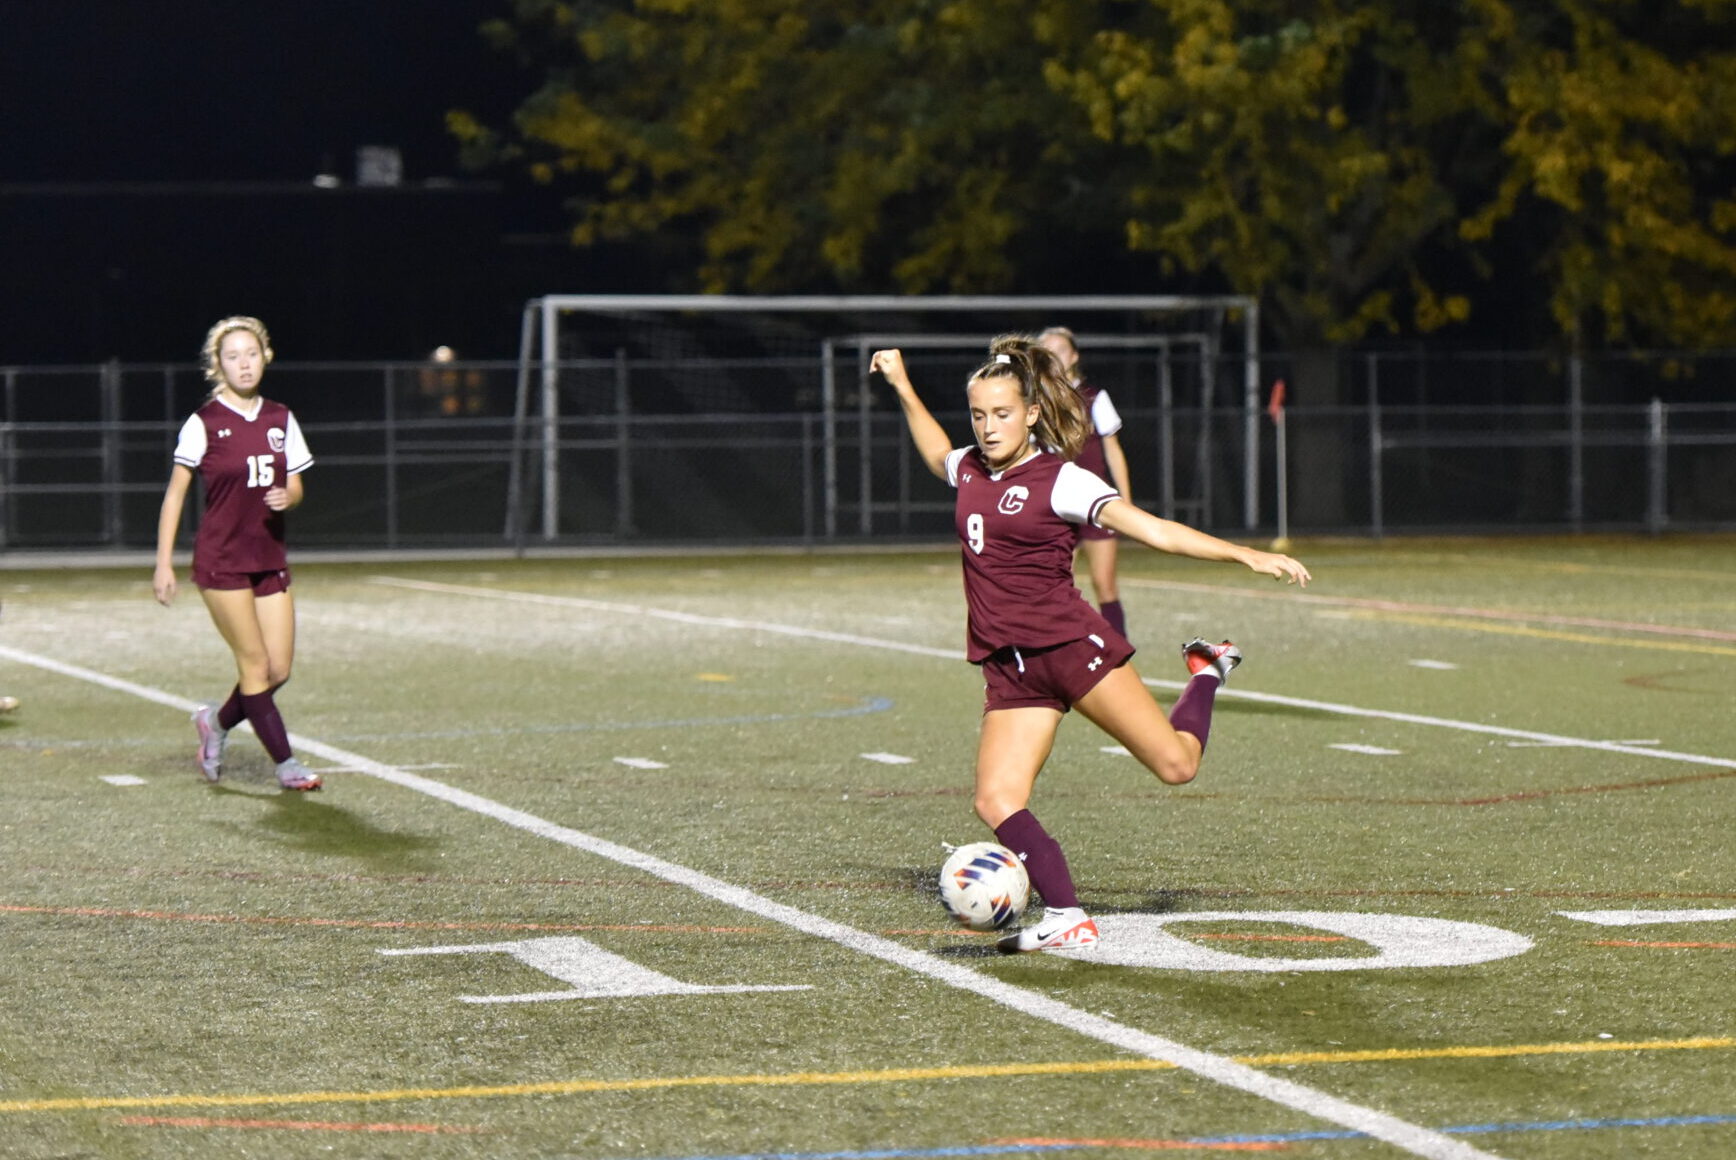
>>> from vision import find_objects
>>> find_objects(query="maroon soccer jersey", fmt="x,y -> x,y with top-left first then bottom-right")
173,396 -> 313,575
945,446 -> 1120,661
1072,382 -> 1123,483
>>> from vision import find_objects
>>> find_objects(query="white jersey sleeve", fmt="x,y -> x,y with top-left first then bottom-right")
1051,461 -> 1121,527
943,446 -> 971,489
284,411 -> 314,474
1091,390 -> 1123,437
172,414 -> 207,469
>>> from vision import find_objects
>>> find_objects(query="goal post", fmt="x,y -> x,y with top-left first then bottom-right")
512,294 -> 1262,543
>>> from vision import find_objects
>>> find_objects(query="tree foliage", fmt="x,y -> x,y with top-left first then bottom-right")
454,0 -> 1736,348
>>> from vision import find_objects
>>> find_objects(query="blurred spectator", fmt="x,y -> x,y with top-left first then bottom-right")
417,345 -> 488,416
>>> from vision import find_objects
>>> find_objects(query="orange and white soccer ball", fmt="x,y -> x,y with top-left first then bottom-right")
939,842 -> 1030,931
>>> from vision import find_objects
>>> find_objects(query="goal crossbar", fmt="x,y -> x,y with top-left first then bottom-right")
514,294 -> 1263,542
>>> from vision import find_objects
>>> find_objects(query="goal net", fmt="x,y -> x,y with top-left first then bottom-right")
509,295 -> 1260,545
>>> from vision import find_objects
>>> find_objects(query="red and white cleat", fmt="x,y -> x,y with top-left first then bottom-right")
1181,637 -> 1243,684
997,907 -> 1100,954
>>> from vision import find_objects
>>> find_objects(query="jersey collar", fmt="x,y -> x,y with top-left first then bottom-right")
214,393 -> 265,422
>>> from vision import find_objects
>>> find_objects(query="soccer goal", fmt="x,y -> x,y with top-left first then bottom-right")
509,294 -> 1261,545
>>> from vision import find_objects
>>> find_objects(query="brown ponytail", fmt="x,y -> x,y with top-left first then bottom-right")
968,334 -> 1091,460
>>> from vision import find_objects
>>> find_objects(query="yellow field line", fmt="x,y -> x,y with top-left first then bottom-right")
5,1037 -> 1731,1115
1346,610 -> 1736,658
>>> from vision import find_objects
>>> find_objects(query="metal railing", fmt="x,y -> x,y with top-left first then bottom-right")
3,353 -> 1734,553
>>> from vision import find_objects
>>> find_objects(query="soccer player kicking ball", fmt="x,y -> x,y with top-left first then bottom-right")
153,317 -> 321,792
873,338 -> 1310,953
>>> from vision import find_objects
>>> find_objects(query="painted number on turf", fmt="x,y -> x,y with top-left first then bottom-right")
246,454 -> 275,489
1085,912 -> 1535,972
379,936 -> 811,1004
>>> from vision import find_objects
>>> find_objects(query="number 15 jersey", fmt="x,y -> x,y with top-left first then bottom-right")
945,446 -> 1120,662
173,395 -> 313,575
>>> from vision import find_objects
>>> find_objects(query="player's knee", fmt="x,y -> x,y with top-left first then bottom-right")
266,661 -> 293,688
234,652 -> 271,685
973,791 -> 1026,829
1149,754 -> 1198,786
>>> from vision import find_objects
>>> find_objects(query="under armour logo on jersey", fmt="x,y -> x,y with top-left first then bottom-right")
997,485 -> 1029,515
217,428 -> 232,438
961,473 -> 973,483
1087,656 -> 1103,671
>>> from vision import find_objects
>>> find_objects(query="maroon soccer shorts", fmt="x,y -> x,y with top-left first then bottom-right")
980,631 -> 1136,713
194,566 -> 291,596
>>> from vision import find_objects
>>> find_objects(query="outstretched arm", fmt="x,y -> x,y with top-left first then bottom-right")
1097,499 -> 1311,586
871,349 -> 952,480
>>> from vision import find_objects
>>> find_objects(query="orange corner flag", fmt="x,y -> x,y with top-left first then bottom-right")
1267,379 -> 1287,422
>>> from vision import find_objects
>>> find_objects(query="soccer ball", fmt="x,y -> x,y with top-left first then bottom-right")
939,842 -> 1030,931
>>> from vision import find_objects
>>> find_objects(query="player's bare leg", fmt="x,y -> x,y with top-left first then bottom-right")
251,589 -> 297,688
198,587 -> 317,789
977,707 -> 1097,953
200,587 -> 273,693
972,707 -> 1061,828
1073,663 -> 1202,785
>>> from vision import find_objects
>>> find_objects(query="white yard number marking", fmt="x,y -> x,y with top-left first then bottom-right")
1086,911 -> 1534,972
246,454 -> 276,489
379,935 -> 811,1004
966,512 -> 985,555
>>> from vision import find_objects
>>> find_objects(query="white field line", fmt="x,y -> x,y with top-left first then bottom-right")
1121,576 -> 1736,643
0,638 -> 1504,1160
370,576 -> 1736,770
368,576 -> 959,660
1138,679 -> 1734,769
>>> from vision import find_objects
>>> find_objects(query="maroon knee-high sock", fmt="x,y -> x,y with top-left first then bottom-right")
1168,672 -> 1220,754
216,686 -> 245,731
237,690 -> 293,764
1099,599 -> 1126,638
994,808 -> 1079,910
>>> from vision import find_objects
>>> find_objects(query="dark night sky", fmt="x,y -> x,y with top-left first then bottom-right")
1,1 -> 511,184
0,2 -> 590,362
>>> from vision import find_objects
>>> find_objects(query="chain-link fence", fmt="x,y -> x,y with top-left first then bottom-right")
2,351 -> 1733,552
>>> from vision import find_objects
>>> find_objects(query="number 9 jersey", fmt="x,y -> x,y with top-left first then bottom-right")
945,446 -> 1120,663
173,395 -> 314,576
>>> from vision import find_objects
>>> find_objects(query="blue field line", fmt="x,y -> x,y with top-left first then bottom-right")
628,1112 -> 1736,1160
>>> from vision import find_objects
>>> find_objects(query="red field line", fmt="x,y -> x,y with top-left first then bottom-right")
118,1115 -> 483,1133
1193,932 -> 1349,944
1591,939 -> 1736,950
23,864 -> 913,892
0,904 -> 759,935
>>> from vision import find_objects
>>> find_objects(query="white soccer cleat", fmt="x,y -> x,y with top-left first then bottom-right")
191,705 -> 226,782
0,695 -> 18,714
996,907 -> 1100,954
275,758 -> 322,792
1181,637 -> 1243,684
